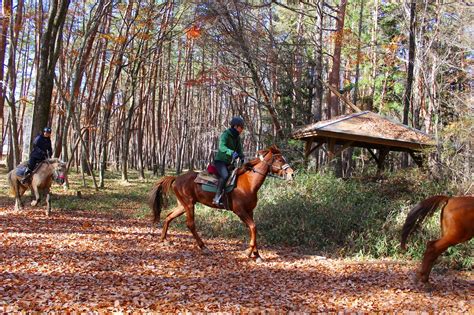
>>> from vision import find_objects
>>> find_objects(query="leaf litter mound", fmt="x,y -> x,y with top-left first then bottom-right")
0,207 -> 472,313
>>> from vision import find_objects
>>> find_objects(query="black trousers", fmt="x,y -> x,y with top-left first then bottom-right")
27,155 -> 44,171
214,160 -> 229,196
214,160 -> 229,181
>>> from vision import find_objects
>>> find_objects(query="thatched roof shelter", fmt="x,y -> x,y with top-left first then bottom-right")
291,111 -> 435,169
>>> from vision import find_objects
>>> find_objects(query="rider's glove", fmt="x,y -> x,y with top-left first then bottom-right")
231,151 -> 239,159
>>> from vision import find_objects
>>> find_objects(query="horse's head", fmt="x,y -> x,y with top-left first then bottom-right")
50,159 -> 67,185
257,145 -> 295,181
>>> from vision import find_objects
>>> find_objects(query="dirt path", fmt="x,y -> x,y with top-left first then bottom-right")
0,207 -> 472,313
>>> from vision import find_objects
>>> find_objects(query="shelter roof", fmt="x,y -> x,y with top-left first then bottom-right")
291,111 -> 435,151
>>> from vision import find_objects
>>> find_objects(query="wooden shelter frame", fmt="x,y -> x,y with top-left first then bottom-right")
292,82 -> 435,171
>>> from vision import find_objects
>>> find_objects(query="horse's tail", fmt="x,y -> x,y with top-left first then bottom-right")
7,171 -> 16,197
148,176 -> 176,224
401,195 -> 450,251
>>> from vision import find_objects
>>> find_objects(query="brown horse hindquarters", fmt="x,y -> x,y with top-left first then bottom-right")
442,197 -> 474,242
402,195 -> 474,284
8,169 -> 31,209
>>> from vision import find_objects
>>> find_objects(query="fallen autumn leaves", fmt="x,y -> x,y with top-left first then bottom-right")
0,207 -> 472,313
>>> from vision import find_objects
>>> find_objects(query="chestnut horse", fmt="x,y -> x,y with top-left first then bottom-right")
401,195 -> 474,284
149,145 -> 294,261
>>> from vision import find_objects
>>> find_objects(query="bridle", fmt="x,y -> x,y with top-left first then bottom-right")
259,153 -> 291,172
52,163 -> 66,183
249,152 -> 291,179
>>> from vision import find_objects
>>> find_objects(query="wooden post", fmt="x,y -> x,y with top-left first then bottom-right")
328,138 -> 336,162
303,139 -> 312,167
376,148 -> 389,175
333,141 -> 354,156
409,151 -> 424,168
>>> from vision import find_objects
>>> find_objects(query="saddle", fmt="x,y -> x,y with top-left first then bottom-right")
194,164 -> 238,193
15,162 -> 29,178
15,161 -> 43,178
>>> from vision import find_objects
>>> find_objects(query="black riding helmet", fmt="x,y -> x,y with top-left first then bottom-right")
230,116 -> 244,128
43,127 -> 52,133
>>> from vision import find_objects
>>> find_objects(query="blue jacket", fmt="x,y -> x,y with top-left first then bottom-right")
32,135 -> 52,158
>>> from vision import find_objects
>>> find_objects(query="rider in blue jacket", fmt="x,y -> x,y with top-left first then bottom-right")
21,127 -> 53,184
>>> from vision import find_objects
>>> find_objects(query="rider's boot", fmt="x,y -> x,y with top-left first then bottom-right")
212,177 -> 225,206
20,168 -> 32,185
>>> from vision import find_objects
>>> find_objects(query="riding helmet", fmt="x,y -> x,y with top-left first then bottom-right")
229,116 -> 244,128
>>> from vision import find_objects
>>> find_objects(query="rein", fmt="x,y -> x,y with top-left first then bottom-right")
248,166 -> 286,180
244,152 -> 290,180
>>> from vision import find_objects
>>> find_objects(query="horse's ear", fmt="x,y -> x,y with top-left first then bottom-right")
269,144 -> 280,153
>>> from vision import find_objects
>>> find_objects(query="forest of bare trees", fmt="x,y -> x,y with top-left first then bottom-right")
0,0 -> 472,190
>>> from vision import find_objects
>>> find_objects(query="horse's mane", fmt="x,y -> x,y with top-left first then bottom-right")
40,158 -> 65,167
241,145 -> 281,171
46,158 -> 64,164
243,157 -> 261,169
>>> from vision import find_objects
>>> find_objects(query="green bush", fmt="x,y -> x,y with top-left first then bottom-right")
185,169 -> 471,269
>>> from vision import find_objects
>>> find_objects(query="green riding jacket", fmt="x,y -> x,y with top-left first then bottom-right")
214,128 -> 244,164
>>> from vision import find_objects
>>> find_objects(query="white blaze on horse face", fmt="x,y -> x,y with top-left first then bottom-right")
53,163 -> 67,184
285,169 -> 294,181
280,156 -> 294,181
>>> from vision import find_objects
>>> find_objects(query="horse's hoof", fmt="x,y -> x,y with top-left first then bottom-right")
244,248 -> 253,257
31,201 -> 38,207
45,210 -> 51,216
161,240 -> 173,246
409,271 -> 419,283
255,257 -> 264,263
423,283 -> 433,292
201,247 -> 212,255
409,272 -> 432,291
417,280 -> 433,292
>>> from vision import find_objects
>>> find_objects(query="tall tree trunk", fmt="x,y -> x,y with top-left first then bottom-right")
312,0 -> 324,122
353,0 -> 365,106
0,0 -> 11,159
402,1 -> 416,168
136,81 -> 146,180
121,68 -> 140,182
326,0 -> 348,177
6,0 -> 24,168
292,1 -> 304,127
58,0 -> 108,160
99,1 -> 132,187
326,0 -> 348,119
31,0 -> 70,146
370,0 -> 379,110
403,1 -> 416,126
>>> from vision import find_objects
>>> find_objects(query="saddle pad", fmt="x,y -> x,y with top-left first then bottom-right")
195,167 -> 240,190
201,184 -> 235,193
194,171 -> 218,185
15,165 -> 28,177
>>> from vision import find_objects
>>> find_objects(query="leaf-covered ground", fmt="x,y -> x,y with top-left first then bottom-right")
0,205 -> 473,313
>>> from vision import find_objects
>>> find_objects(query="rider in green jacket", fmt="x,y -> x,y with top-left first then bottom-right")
212,117 -> 245,206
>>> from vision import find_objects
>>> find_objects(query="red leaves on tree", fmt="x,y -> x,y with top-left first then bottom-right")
186,25 -> 201,39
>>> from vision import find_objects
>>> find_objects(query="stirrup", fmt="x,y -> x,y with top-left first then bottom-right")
212,197 -> 223,206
